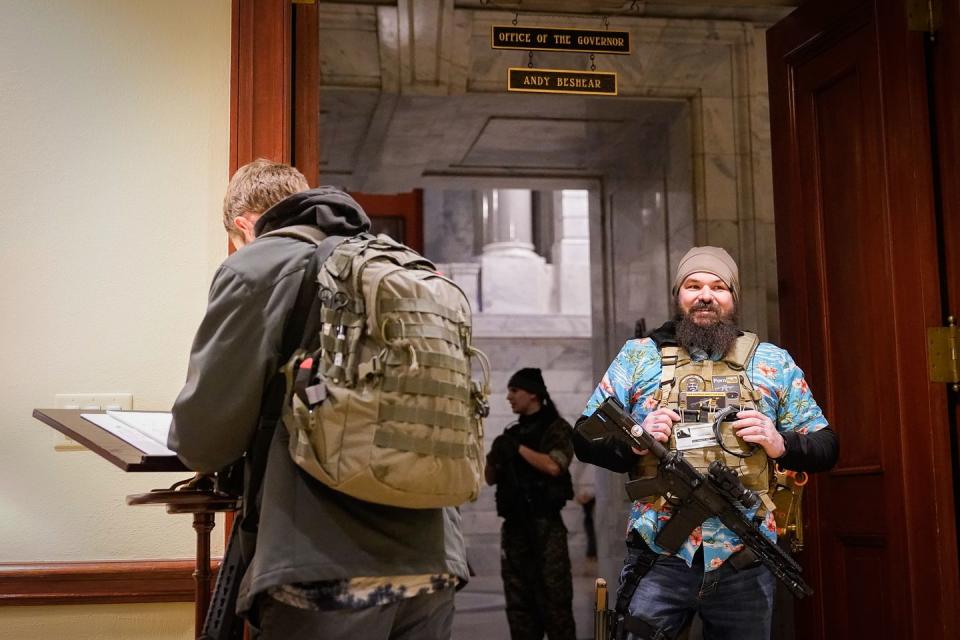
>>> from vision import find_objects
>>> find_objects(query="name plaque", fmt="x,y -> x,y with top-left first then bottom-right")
492,25 -> 631,54
507,67 -> 617,96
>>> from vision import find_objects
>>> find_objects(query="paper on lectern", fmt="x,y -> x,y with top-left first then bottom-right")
81,411 -> 174,457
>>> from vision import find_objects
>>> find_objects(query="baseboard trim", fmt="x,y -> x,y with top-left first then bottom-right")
0,560 -> 218,606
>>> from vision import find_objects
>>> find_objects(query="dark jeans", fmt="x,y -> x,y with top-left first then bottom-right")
620,541 -> 775,640
249,587 -> 455,640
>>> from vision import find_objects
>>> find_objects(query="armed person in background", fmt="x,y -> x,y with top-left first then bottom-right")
574,247 -> 838,640
486,368 -> 577,640
169,159 -> 468,640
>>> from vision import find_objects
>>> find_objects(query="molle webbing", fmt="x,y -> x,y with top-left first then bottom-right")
658,333 -> 761,405
378,403 -> 473,432
380,375 -> 471,402
380,298 -> 465,325
373,429 -> 469,458
408,349 -> 470,375
383,322 -> 462,347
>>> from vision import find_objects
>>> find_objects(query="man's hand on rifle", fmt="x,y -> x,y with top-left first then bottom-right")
632,408 -> 679,455
731,409 -> 786,458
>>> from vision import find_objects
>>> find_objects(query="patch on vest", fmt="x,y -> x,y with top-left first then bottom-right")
711,375 -> 740,399
680,374 -> 704,392
674,423 -> 720,451
681,391 -> 727,410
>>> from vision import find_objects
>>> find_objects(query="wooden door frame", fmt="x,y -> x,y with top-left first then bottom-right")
931,1 -> 960,473
230,0 -> 319,178
768,0 -> 960,637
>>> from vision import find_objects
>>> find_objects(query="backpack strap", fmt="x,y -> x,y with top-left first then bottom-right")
238,233 -> 346,543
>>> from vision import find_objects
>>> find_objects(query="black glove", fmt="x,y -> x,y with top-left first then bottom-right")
489,434 -> 520,465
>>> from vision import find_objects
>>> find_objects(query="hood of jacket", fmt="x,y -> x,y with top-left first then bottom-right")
254,186 -> 371,237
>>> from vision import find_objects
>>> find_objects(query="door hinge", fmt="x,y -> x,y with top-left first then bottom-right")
907,0 -> 942,40
927,316 -> 959,391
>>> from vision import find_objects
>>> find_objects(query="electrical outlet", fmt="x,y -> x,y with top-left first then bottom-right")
54,393 -> 133,411
53,393 -> 133,452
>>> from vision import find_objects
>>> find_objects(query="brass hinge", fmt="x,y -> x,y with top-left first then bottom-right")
907,0 -> 942,40
927,316 -> 959,390
291,0 -> 316,4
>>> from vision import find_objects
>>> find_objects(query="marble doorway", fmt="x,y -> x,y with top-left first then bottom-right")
305,3 -> 792,638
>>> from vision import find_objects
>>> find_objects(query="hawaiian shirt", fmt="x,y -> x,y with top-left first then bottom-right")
582,337 -> 829,571
269,574 -> 460,610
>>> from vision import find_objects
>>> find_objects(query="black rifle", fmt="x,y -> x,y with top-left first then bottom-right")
198,514 -> 245,640
580,397 -> 813,599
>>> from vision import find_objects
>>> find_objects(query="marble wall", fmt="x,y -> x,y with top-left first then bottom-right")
422,189 -> 476,262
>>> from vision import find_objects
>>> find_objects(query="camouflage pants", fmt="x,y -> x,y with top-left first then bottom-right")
500,515 -> 576,640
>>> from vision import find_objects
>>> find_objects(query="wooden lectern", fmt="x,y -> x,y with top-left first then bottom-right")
33,409 -> 240,639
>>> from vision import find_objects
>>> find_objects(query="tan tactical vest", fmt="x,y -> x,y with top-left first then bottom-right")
636,332 -> 776,509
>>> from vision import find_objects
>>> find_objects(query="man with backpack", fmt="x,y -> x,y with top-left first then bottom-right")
169,159 -> 470,639
485,368 -> 577,640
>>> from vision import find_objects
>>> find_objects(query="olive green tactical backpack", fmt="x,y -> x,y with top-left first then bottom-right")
270,226 -> 490,509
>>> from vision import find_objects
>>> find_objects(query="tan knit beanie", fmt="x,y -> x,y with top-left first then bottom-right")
672,246 -> 740,303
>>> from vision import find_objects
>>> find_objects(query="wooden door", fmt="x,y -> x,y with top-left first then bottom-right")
349,191 -> 424,253
767,0 -> 959,638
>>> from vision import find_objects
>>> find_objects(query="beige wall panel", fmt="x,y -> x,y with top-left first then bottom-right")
0,0 -> 231,618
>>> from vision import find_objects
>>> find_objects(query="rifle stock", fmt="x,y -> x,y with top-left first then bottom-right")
580,397 -> 813,599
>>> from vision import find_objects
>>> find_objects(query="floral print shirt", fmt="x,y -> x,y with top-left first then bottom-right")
583,337 -> 829,571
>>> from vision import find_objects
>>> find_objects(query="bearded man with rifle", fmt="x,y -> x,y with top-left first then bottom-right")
574,247 -> 838,640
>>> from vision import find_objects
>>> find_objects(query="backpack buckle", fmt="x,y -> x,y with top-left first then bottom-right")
471,381 -> 490,418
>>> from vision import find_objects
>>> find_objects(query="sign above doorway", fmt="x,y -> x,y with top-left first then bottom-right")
507,67 -> 617,96
492,22 -> 625,96
491,25 -> 631,54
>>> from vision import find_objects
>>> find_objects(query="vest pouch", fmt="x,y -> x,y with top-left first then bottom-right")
283,376 -> 357,487
636,418 -> 772,499
674,419 -> 770,495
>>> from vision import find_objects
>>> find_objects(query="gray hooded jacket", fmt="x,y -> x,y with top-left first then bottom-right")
168,187 -> 469,614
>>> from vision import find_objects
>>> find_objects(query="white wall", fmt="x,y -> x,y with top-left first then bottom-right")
0,0 -> 230,635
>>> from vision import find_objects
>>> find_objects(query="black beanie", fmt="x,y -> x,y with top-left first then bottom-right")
508,368 -> 548,399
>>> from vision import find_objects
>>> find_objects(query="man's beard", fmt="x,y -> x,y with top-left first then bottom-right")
675,302 -> 740,358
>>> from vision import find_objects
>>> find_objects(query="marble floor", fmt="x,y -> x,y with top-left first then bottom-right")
452,553 -> 600,640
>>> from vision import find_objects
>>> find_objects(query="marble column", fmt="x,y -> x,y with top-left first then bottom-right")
480,189 -> 552,314
481,189 -> 534,253
552,190 -> 591,316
